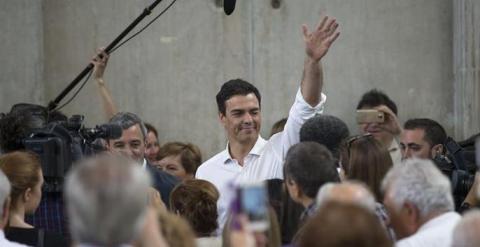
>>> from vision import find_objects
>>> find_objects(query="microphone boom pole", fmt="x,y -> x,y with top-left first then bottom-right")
47,0 -> 164,111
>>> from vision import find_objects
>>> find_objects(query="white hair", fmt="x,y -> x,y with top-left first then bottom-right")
452,209 -> 480,247
381,158 -> 453,218
0,169 -> 10,217
316,181 -> 376,212
65,154 -> 151,246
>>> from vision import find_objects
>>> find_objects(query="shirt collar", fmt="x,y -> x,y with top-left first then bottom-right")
141,158 -> 147,170
389,139 -> 399,152
222,136 -> 267,164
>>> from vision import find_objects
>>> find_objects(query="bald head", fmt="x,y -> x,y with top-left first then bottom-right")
316,182 -> 376,211
452,210 -> 480,247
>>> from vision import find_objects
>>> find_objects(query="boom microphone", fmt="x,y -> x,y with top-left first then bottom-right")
224,0 -> 236,15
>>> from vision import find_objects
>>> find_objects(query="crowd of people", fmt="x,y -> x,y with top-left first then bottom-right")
0,14 -> 479,247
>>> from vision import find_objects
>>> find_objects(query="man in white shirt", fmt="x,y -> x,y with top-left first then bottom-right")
381,159 -> 461,247
356,89 -> 402,165
196,15 -> 340,228
0,170 -> 28,246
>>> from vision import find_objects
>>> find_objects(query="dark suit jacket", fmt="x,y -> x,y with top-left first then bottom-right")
146,161 -> 179,206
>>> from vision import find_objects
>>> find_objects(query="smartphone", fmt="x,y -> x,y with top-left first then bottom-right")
237,181 -> 269,232
356,109 -> 385,124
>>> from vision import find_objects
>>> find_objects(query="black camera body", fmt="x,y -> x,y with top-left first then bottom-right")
20,114 -> 121,192
433,137 -> 476,210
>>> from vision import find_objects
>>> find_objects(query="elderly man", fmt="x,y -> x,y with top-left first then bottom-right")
316,182 -> 376,212
381,159 -> 461,247
0,170 -> 28,246
196,15 -> 340,229
65,154 -> 165,247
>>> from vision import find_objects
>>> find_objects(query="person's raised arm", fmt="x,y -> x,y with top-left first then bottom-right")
301,16 -> 339,106
92,48 -> 117,120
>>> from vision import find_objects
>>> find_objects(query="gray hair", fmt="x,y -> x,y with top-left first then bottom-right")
316,181 -> 376,212
65,154 -> 151,246
109,112 -> 147,140
452,209 -> 480,247
381,158 -> 453,218
0,170 -> 10,217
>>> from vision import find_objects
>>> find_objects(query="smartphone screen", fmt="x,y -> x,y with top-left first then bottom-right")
239,182 -> 269,231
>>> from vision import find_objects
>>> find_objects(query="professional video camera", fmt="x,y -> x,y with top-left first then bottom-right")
0,104 -> 121,192
433,137 -> 476,210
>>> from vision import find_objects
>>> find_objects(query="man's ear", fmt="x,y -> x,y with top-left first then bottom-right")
403,201 -> 421,233
218,112 -> 227,125
430,144 -> 444,158
286,178 -> 301,199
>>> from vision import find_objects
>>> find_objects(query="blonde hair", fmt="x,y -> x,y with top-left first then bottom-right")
0,151 -> 41,210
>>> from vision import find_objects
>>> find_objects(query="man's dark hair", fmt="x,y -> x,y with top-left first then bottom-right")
284,142 -> 340,199
404,118 -> 447,146
109,112 -> 147,139
216,79 -> 261,115
300,115 -> 350,160
356,89 -> 398,115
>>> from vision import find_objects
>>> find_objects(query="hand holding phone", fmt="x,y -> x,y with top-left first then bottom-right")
356,110 -> 385,124
235,182 -> 270,232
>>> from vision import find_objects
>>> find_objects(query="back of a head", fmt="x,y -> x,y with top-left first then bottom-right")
404,118 -> 447,146
0,151 -> 41,211
144,122 -> 158,138
157,211 -> 196,247
284,142 -> 340,199
0,169 -> 11,221
65,154 -> 151,246
300,115 -> 350,160
216,79 -> 261,115
298,201 -> 392,247
270,118 -> 287,137
341,136 -> 393,201
316,182 -> 376,212
169,179 -> 219,237
381,158 -> 454,218
451,209 -> 480,247
356,89 -> 398,115
157,142 -> 203,175
109,112 -> 147,139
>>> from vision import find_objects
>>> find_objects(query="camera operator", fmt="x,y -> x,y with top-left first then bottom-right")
0,104 -> 69,236
400,118 -> 478,211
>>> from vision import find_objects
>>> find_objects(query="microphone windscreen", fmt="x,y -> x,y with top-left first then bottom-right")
224,0 -> 236,15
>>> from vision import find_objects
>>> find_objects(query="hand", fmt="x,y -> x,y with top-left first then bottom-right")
374,105 -> 402,136
230,215 -> 256,247
147,187 -> 167,215
91,47 -> 109,80
302,16 -> 340,62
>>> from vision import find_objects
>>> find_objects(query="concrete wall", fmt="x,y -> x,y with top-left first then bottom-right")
1,0 -> 454,158
0,0 -> 44,113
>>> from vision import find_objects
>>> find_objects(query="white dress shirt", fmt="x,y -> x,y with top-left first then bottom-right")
396,211 -> 461,247
0,230 -> 28,247
196,88 -> 326,229
389,139 -> 402,165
